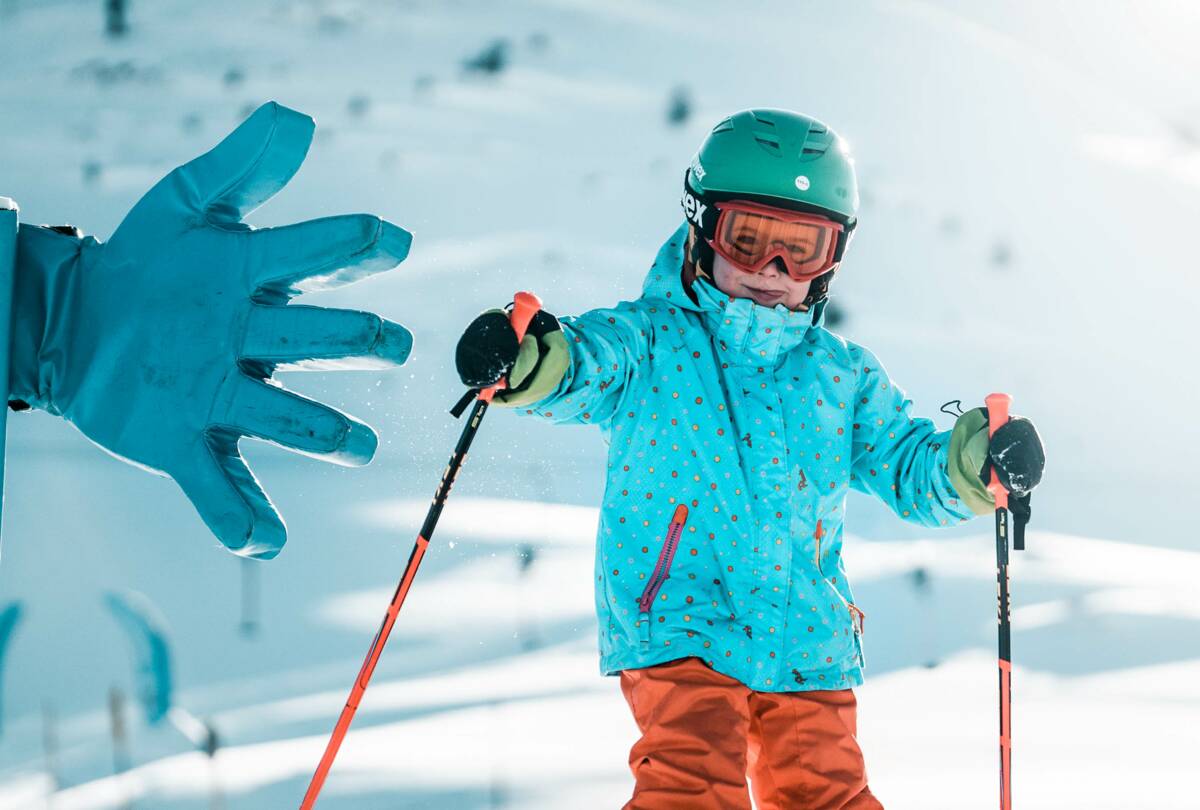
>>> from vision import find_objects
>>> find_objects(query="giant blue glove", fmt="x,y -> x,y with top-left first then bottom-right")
7,103 -> 413,559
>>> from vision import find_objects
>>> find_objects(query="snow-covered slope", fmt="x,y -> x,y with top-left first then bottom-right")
3,504 -> 1198,808
1,0 -> 1198,807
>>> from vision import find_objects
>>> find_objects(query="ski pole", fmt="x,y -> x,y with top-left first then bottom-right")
985,391 -> 1021,810
300,291 -> 543,809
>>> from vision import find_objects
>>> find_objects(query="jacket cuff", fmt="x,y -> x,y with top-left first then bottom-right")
0,206 -> 16,475
9,224 -> 86,412
947,408 -> 996,516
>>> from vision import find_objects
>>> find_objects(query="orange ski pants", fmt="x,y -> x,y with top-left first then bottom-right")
620,657 -> 884,810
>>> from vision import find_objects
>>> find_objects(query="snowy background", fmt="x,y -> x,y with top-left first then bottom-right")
1,0 -> 1199,807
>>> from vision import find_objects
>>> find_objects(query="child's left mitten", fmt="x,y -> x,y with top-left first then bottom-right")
948,407 -> 1046,514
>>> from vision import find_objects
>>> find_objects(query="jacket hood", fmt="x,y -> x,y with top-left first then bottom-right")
641,222 -> 829,364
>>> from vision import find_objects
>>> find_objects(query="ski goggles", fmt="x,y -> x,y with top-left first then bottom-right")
707,200 -> 844,281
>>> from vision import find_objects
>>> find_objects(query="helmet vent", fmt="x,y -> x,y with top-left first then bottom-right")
754,136 -> 782,155
797,125 -> 835,162
712,117 -> 735,134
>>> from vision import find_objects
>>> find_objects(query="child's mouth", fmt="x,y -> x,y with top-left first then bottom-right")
744,285 -> 785,304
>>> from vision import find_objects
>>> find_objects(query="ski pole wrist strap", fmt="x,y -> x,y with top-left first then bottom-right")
1009,491 -> 1031,550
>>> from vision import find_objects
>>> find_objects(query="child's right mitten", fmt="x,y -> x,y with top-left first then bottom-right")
455,306 -> 569,407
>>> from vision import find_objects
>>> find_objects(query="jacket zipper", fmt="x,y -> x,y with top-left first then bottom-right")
814,519 -> 866,666
849,603 -> 866,636
814,519 -> 823,572
637,504 -> 690,649
849,603 -> 867,667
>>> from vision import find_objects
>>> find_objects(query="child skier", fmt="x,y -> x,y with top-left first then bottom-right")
455,109 -> 1045,809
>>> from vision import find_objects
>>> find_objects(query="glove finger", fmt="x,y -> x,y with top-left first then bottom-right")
245,214 -> 412,300
214,374 -> 378,466
174,431 -> 287,559
182,102 -> 311,222
242,304 -> 413,370
103,591 -> 172,723
125,104 -> 314,238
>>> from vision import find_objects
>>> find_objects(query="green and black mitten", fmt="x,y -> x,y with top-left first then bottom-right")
455,307 -> 569,407
948,406 -> 1046,519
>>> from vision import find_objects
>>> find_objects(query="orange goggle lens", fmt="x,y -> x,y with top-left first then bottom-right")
709,201 -> 843,281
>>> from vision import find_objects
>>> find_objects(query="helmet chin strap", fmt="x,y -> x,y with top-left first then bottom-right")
802,268 -> 835,308
686,226 -> 714,281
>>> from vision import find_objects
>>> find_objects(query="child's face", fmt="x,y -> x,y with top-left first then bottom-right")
711,253 -> 812,311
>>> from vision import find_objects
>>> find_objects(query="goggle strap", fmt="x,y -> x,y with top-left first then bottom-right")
832,220 -> 855,263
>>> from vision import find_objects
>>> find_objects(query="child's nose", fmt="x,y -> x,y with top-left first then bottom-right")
762,258 -> 787,277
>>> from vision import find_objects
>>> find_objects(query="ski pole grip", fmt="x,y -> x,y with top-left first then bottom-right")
985,392 -> 1012,509
478,291 -> 543,404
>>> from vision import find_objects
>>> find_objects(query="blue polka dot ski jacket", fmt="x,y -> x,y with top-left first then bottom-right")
519,223 -> 977,691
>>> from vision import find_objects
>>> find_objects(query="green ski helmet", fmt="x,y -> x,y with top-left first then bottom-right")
681,109 -> 859,307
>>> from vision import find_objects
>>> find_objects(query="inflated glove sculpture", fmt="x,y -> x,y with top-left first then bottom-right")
7,103 -> 412,559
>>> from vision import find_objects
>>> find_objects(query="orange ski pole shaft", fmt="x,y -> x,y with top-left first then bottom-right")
300,291 -> 542,809
985,392 -> 1015,810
